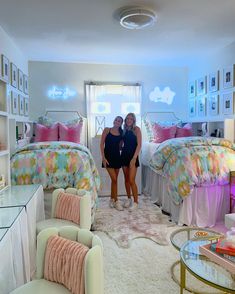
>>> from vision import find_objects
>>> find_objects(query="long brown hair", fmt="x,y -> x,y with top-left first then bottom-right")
123,113 -> 136,135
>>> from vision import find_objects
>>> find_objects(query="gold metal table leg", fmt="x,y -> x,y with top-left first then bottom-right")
180,260 -> 186,294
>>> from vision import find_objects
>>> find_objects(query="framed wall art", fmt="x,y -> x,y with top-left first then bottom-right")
189,99 -> 196,117
19,95 -> 24,115
11,91 -> 18,114
18,69 -> 23,92
208,94 -> 219,116
198,96 -> 206,116
208,71 -> 219,92
11,63 -> 17,88
23,74 -> 28,94
189,81 -> 196,97
222,92 -> 234,115
1,54 -> 9,82
24,97 -> 29,116
197,77 -> 207,95
223,65 -> 234,89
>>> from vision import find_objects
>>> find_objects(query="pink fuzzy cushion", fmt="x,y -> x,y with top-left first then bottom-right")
34,123 -> 59,142
152,123 -> 177,143
55,192 -> 81,225
44,235 -> 89,294
59,122 -> 83,143
176,123 -> 193,138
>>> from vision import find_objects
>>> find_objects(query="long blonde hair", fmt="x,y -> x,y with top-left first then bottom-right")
123,113 -> 137,135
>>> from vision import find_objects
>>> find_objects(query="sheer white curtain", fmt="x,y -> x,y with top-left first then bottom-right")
86,83 -> 142,148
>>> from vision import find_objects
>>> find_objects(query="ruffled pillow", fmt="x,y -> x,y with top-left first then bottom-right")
34,123 -> 59,142
176,123 -> 193,138
59,121 -> 83,143
152,123 -> 177,143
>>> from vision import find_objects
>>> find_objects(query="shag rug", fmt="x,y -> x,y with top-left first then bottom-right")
92,195 -> 175,248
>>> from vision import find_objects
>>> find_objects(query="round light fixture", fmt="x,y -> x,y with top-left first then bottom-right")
119,7 -> 156,30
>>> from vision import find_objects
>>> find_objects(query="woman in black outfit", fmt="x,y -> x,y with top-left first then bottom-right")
100,116 -> 124,211
121,113 -> 142,211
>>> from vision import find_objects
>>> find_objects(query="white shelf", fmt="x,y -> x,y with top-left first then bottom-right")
0,150 -> 9,157
0,111 -> 8,117
8,114 -> 30,122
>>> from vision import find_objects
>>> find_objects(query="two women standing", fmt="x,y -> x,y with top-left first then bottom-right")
100,113 -> 142,211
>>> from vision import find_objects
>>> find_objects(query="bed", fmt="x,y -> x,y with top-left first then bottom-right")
142,112 -> 234,227
10,110 -> 100,221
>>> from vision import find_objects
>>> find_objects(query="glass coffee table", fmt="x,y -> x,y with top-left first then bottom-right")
180,239 -> 235,294
170,227 -> 225,293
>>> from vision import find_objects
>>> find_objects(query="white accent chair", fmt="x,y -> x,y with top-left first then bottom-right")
10,226 -> 104,294
36,188 -> 92,234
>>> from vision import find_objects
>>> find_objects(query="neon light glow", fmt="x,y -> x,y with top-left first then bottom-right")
48,86 -> 77,99
121,102 -> 140,115
91,102 -> 111,114
149,86 -> 175,105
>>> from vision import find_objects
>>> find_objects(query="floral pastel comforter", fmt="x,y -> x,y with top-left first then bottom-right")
11,142 -> 100,206
149,137 -> 235,205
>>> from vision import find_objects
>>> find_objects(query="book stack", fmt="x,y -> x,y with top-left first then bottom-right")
200,239 -> 235,274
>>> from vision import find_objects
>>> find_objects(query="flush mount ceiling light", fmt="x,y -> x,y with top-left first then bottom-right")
119,7 -> 157,30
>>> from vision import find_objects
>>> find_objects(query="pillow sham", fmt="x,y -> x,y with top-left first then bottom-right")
59,121 -> 83,143
152,123 -> 177,143
37,116 -> 55,127
176,123 -> 193,138
34,123 -> 59,142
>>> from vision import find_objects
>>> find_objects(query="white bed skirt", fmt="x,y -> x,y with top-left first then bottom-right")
142,165 -> 230,227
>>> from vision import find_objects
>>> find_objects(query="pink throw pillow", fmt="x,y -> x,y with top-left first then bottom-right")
34,123 -> 58,142
59,122 -> 83,143
176,123 -> 193,138
152,123 -> 177,143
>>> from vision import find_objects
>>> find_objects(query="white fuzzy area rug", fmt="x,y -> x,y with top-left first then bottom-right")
95,231 -> 225,294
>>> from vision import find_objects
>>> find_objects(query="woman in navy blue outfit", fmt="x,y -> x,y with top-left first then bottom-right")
121,113 -> 142,211
100,116 -> 124,211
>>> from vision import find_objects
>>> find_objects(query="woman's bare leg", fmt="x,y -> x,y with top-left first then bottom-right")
122,166 -> 131,198
107,168 -> 119,202
129,166 -> 138,203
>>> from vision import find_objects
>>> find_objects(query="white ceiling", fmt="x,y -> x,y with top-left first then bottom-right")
0,0 -> 235,66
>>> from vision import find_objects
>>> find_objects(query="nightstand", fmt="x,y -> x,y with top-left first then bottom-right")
230,171 -> 235,213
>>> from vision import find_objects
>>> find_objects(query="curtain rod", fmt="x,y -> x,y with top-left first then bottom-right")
85,81 -> 141,86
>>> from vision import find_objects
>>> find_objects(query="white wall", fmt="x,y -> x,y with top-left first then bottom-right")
0,26 -> 28,74
29,61 -> 188,121
188,42 -> 235,122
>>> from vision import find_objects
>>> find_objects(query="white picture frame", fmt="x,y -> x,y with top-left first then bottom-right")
1,54 -> 9,83
11,91 -> 18,114
208,94 -> 219,116
189,81 -> 196,97
18,69 -> 23,92
197,77 -> 207,95
24,97 -> 29,116
208,71 -> 219,92
198,96 -> 206,116
223,65 -> 234,89
222,92 -> 234,115
23,74 -> 28,94
189,99 -> 196,117
19,95 -> 24,115
11,63 -> 17,88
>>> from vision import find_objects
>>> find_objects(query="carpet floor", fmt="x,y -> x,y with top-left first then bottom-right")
93,196 -> 230,294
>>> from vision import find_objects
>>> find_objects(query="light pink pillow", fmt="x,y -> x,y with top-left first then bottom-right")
176,123 -> 193,138
59,122 -> 83,143
34,123 -> 59,142
152,123 -> 177,143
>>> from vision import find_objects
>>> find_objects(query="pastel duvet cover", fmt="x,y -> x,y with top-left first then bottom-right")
149,137 -> 235,205
11,142 -> 100,205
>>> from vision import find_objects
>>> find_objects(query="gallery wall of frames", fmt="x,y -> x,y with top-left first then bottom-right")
188,65 -> 235,120
1,53 -> 29,117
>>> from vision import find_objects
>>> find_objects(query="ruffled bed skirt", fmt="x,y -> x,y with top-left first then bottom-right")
142,165 -> 230,227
